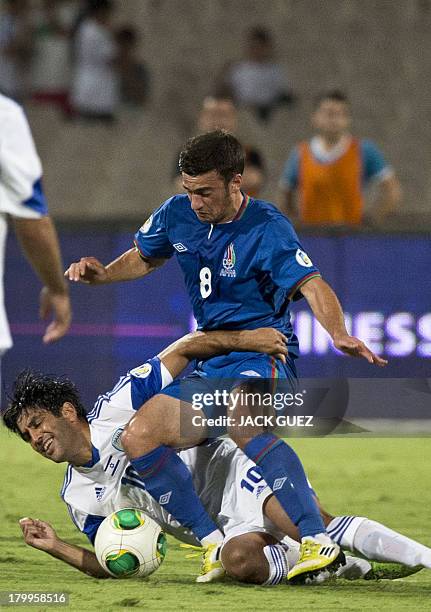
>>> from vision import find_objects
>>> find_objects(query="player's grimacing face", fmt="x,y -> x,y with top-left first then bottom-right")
17,406 -> 83,464
312,100 -> 351,138
182,170 -> 242,224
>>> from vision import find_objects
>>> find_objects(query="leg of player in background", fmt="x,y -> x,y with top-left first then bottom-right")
121,394 -> 225,582
228,381 -> 344,583
326,515 -> 431,571
264,494 -> 431,575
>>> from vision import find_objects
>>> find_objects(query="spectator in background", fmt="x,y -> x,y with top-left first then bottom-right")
70,0 -> 118,122
278,90 -> 402,228
31,0 -> 78,116
0,92 -> 71,365
0,0 -> 34,100
217,27 -> 294,123
116,26 -> 149,107
173,96 -> 265,197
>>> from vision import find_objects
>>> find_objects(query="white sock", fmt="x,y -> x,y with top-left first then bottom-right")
327,516 -> 365,548
281,535 -> 300,561
328,516 -> 431,568
201,529 -> 224,546
354,519 -> 431,568
262,544 -> 291,585
302,532 -> 334,546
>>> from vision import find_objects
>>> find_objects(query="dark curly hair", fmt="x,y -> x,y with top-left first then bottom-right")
2,370 -> 87,437
179,129 -> 245,185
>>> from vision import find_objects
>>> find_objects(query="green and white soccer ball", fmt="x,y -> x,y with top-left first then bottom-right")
95,508 -> 167,578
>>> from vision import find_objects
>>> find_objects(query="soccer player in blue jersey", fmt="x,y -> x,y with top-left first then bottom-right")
66,130 -> 387,583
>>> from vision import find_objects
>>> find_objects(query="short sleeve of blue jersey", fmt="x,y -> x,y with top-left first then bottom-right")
280,147 -> 300,189
361,140 -> 390,184
258,216 -> 321,300
134,198 -> 175,259
129,356 -> 165,410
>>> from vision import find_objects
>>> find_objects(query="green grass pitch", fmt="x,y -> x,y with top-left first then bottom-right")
1,428 -> 430,611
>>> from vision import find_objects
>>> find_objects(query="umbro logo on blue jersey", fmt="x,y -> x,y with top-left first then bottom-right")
95,486 -> 106,501
273,477 -> 287,491
159,491 -> 172,505
173,243 -> 188,253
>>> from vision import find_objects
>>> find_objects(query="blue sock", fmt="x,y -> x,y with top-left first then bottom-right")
243,432 -> 325,538
130,445 -> 220,542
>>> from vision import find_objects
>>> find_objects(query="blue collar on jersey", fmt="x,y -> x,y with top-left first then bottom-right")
232,193 -> 251,222
81,444 -> 100,468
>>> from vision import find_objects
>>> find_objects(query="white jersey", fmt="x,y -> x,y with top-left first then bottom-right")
0,93 -> 48,350
62,357 -> 282,546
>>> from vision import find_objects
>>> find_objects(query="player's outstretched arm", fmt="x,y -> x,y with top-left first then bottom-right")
158,328 -> 288,379
19,518 -> 109,579
299,277 -> 387,367
13,217 -> 72,343
65,247 -> 166,285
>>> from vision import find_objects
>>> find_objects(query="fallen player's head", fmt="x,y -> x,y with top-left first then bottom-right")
2,370 -> 90,464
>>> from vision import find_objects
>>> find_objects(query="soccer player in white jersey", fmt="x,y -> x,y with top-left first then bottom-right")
4,330 -> 431,585
0,93 -> 71,363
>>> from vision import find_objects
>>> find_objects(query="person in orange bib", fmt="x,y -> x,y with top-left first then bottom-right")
278,90 -> 401,227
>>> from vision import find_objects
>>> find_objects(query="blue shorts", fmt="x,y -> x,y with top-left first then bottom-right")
161,351 -> 297,416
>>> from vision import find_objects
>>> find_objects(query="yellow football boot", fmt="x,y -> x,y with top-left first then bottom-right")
288,538 -> 345,584
181,542 -> 225,583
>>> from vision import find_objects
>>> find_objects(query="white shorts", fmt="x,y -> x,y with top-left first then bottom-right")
217,449 -> 286,545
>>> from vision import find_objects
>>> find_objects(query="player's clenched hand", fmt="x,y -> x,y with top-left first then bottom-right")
333,333 -> 388,367
65,257 -> 108,284
241,328 -> 288,363
19,517 -> 59,552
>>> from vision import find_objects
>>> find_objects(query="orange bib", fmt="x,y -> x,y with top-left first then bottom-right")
298,139 -> 363,225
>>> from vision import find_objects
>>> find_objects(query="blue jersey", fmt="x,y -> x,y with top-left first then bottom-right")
134,194 -> 320,357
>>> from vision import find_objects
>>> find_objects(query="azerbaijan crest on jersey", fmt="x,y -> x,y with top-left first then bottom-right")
220,243 -> 236,278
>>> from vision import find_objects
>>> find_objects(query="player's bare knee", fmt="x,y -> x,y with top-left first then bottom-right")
221,538 -> 268,584
121,410 -> 162,455
121,397 -> 181,455
121,420 -> 151,456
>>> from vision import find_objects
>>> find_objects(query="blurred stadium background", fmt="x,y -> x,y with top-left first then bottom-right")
1,0 -> 430,407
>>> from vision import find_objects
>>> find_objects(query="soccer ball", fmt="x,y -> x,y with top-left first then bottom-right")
95,508 -> 167,578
